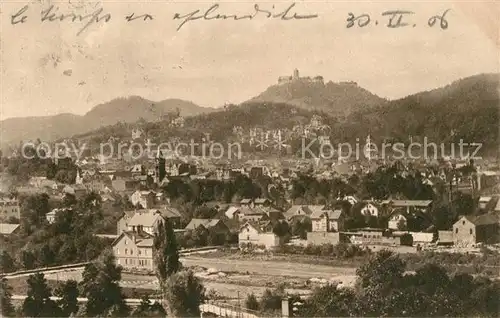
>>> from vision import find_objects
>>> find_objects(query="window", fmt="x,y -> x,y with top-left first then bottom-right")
124,240 -> 128,245
138,249 -> 141,255
130,249 -> 133,255
455,228 -> 458,233
463,221 -> 465,225
125,259 -> 128,265
125,248 -> 128,255
470,229 -> 473,235
116,249 -> 119,255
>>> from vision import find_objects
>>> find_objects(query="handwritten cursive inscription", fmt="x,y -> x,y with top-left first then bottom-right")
11,5 -> 29,24
173,3 -> 319,31
41,5 -> 111,36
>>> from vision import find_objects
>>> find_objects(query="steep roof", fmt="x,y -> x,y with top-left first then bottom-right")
495,198 -> 500,212
254,198 -> 270,204
238,206 -> 265,216
163,206 -> 182,218
225,206 -> 241,218
456,214 -> 499,227
382,200 -> 432,207
122,210 -> 136,219
0,223 -> 20,235
239,221 -> 267,233
310,209 -> 343,220
479,196 -> 493,203
112,230 -> 154,248
185,218 -> 222,230
471,214 -> 500,226
128,210 -> 163,227
284,205 -> 305,218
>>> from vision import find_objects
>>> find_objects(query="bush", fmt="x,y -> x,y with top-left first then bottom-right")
260,286 -> 285,312
245,293 -> 259,311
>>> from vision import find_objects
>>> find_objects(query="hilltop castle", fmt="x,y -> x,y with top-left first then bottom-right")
277,69 -> 324,85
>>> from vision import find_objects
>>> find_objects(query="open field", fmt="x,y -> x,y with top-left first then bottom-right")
182,256 -> 357,279
6,256 -> 358,299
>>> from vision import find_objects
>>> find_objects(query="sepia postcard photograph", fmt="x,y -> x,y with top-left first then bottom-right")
0,0 -> 499,317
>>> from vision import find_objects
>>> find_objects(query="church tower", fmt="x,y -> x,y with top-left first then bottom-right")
75,169 -> 83,185
293,68 -> 300,79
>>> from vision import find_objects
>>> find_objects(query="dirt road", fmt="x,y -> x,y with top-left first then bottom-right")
181,256 -> 357,279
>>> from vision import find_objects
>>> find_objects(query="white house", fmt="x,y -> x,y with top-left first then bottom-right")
311,209 -> 344,232
238,222 -> 282,249
478,197 -> 493,210
360,202 -> 380,217
339,195 -> 359,206
129,190 -> 156,209
112,230 -> 154,272
225,206 -> 241,219
388,213 -> 407,230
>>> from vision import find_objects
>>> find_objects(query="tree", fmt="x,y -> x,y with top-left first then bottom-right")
54,280 -> 79,317
291,218 -> 312,239
301,284 -> 356,317
61,193 -> 77,207
21,193 -> 50,233
245,293 -> 259,311
356,250 -> 405,290
0,278 -> 15,317
132,295 -> 166,317
164,270 -> 205,317
153,219 -> 181,283
207,230 -> 225,246
272,221 -> 290,238
355,250 -> 406,316
79,249 -> 128,316
260,286 -> 285,312
20,250 -> 37,270
191,225 -> 209,247
38,244 -> 56,267
0,250 -> 16,273
153,218 -> 181,316
22,273 -> 61,317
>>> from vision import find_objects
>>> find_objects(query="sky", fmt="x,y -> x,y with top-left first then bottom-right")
1,0 -> 498,119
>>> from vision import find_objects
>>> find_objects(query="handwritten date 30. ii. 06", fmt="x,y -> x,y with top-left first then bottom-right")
347,9 -> 451,29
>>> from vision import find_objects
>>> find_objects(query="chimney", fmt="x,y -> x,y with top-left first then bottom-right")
281,297 -> 290,318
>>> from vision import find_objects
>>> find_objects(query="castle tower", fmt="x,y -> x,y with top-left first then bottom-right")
293,68 -> 299,79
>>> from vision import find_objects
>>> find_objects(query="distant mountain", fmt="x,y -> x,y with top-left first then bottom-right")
334,73 -> 500,153
0,96 -> 216,147
189,73 -> 500,156
248,79 -> 387,116
85,96 -> 214,127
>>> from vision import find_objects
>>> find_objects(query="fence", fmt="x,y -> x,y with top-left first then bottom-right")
200,301 -> 261,318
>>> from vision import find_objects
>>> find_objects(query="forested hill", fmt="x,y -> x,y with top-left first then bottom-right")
0,96 -> 215,148
33,73 -> 499,157
332,73 -> 499,152
248,79 -> 387,116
